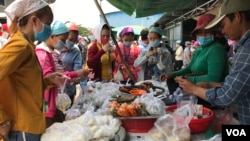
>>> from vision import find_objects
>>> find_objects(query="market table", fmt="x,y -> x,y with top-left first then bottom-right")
123,109 -> 239,141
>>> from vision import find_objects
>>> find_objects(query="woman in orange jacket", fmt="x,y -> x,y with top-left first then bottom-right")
0,0 -> 67,140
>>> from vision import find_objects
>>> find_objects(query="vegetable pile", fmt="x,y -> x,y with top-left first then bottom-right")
109,101 -> 149,117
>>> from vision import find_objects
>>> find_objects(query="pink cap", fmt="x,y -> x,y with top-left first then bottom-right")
120,27 -> 134,37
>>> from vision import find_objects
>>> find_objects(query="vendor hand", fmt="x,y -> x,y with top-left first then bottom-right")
47,72 -> 70,86
102,44 -> 111,52
87,72 -> 95,80
160,73 -> 171,81
196,82 -> 221,89
175,76 -> 197,94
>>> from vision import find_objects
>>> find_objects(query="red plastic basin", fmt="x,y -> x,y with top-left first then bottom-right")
120,117 -> 157,133
166,105 -> 215,133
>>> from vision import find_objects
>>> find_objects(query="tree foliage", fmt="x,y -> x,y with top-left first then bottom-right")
78,26 -> 90,37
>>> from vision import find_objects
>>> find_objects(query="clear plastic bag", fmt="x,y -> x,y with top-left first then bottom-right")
113,69 -> 124,81
134,92 -> 166,116
174,88 -> 197,106
145,127 -> 167,141
212,107 -> 233,132
153,104 -> 193,141
56,79 -> 72,112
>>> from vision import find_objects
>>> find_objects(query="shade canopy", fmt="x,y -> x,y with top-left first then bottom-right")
107,0 -> 199,18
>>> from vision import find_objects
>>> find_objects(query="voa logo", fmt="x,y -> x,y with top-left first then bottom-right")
226,129 -> 246,136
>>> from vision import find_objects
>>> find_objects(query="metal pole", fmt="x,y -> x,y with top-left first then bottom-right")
94,0 -> 136,82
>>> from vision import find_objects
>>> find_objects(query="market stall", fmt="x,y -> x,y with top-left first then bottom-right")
40,78 -> 239,141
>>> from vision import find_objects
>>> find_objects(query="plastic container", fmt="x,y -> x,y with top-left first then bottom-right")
119,116 -> 158,133
166,105 -> 215,133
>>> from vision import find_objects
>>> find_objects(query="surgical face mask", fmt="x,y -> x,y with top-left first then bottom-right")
123,41 -> 133,47
101,37 -> 109,45
65,40 -> 75,49
196,35 -> 214,46
148,40 -> 160,48
55,40 -> 65,51
34,21 -> 51,42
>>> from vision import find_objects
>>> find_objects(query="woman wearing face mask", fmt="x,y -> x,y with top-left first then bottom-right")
134,23 -> 173,81
60,22 -> 85,103
160,14 -> 229,107
35,21 -> 91,128
86,23 -> 115,82
113,27 -> 141,84
0,0 -> 69,140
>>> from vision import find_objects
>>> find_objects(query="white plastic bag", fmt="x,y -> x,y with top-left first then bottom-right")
56,79 -> 72,112
113,69 -> 124,81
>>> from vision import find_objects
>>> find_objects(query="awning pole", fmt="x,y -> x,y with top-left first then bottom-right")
94,0 -> 136,82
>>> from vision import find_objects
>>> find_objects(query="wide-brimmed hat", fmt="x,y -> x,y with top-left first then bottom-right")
205,0 -> 250,29
191,14 -> 215,36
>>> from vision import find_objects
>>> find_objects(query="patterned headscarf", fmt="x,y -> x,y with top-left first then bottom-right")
5,0 -> 48,21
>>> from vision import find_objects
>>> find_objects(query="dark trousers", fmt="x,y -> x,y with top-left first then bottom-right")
174,60 -> 183,71
46,109 -> 65,128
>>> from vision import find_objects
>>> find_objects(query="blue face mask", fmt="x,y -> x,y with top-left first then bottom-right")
65,40 -> 75,49
148,40 -> 160,48
196,35 -> 214,46
123,41 -> 133,47
55,40 -> 65,51
35,23 -> 51,42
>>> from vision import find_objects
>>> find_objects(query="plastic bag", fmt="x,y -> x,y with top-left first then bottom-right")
153,105 -> 193,141
113,69 -> 124,81
134,93 -> 166,116
174,87 -> 198,108
213,107 -> 233,132
56,79 -> 72,112
64,109 -> 81,121
145,127 -> 167,141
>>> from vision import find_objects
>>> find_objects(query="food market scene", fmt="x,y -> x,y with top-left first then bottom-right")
1,0 -> 250,140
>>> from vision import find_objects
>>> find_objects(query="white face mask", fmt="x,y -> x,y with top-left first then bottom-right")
123,41 -> 133,47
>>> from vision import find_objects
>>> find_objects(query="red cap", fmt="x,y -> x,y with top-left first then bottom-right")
191,14 -> 215,36
65,22 -> 78,31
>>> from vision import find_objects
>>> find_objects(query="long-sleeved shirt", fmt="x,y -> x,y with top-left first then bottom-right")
183,46 -> 191,67
61,44 -> 83,97
171,41 -> 229,83
114,42 -> 141,81
87,41 -> 115,81
206,30 -> 250,125
134,44 -> 172,81
36,42 -> 78,118
175,46 -> 184,61
0,30 -> 50,134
